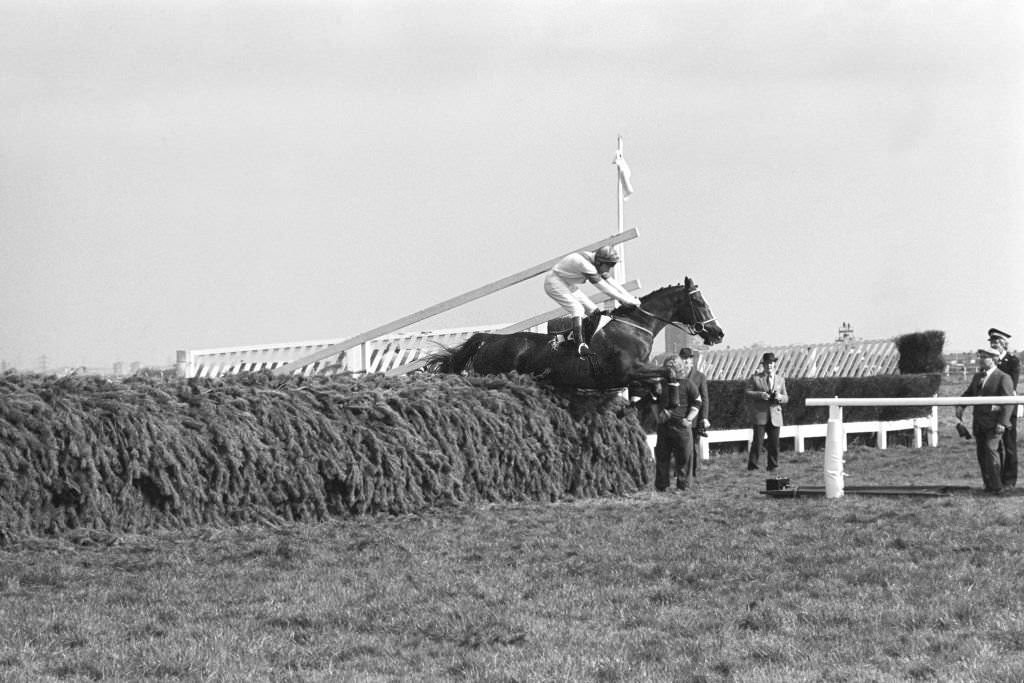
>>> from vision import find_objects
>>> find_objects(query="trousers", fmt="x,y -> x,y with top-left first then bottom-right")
999,417 -> 1018,487
748,422 -> 780,470
654,423 -> 693,491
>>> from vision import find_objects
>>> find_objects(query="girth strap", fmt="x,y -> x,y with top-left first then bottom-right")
609,316 -> 654,336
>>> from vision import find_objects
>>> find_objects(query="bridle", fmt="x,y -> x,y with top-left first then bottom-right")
614,285 -> 717,337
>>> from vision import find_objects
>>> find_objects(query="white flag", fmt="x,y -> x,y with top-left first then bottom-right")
614,151 -> 634,200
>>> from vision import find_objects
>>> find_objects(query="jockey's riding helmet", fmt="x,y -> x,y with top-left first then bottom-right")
594,246 -> 620,265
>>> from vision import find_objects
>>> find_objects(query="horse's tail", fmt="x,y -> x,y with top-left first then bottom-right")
421,333 -> 491,374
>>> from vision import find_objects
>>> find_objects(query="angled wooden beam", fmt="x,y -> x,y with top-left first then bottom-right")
495,279 -> 642,334
383,280 -> 642,376
273,228 -> 640,375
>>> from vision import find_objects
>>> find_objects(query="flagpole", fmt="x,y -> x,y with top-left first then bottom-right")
616,135 -> 625,282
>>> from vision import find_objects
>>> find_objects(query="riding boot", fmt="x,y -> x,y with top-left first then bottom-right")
572,316 -> 589,356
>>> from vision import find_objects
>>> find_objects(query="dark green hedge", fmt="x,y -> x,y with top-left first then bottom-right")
0,371 -> 650,542
895,330 -> 946,374
707,373 -> 943,429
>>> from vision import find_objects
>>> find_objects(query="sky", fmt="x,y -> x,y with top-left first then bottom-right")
1,0 -> 1022,372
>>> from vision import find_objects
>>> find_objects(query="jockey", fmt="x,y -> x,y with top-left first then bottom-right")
544,245 -> 642,355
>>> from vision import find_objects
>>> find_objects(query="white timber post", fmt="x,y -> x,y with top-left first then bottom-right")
824,402 -> 845,499
929,398 -> 939,447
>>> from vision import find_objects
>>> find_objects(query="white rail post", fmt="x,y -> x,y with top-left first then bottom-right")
929,397 -> 939,447
824,403 -> 845,498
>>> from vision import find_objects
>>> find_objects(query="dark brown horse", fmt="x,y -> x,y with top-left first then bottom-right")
423,277 -> 724,390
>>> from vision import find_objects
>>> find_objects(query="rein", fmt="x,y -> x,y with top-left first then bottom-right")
610,285 -> 717,337
635,308 -> 711,337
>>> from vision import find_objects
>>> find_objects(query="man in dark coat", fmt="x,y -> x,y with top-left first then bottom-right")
653,356 -> 702,492
957,347 -> 1015,494
679,347 -> 709,479
988,328 -> 1020,488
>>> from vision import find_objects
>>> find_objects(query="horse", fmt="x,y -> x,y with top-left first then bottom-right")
422,277 -> 724,390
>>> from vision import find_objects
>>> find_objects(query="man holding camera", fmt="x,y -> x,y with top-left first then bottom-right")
679,347 -> 710,479
653,356 -> 702,492
745,352 -> 789,472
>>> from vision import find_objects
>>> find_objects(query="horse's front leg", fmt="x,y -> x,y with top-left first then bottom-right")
624,360 -> 670,385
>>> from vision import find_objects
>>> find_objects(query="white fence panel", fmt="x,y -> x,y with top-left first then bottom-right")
176,325 -> 501,379
698,340 -> 899,380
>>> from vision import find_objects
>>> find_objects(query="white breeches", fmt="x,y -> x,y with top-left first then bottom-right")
544,271 -> 596,317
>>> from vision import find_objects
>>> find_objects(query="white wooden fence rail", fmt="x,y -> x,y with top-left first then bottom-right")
175,325 -> 503,379
805,396 -> 1024,498
271,229 -> 640,376
176,280 -> 643,379
177,230 -> 641,379
692,410 -> 939,460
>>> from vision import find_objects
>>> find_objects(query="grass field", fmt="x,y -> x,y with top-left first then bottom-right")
1,376 -> 1022,682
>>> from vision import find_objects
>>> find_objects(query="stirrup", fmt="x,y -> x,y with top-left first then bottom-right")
577,342 -> 590,357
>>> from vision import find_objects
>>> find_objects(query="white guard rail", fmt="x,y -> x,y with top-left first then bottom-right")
805,396 -> 1024,499
694,410 -> 939,462
644,413 -> 938,465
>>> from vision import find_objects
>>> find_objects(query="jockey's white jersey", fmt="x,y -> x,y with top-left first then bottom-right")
550,252 -> 603,286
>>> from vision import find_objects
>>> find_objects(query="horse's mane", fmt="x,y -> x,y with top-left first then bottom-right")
607,279 -> 693,316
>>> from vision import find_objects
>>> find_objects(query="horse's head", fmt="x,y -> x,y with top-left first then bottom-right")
683,277 -> 724,345
646,277 -> 723,346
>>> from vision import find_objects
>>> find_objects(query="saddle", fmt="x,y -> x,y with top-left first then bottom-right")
552,310 -> 605,347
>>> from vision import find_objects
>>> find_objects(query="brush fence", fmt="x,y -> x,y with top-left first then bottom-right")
0,372 -> 652,540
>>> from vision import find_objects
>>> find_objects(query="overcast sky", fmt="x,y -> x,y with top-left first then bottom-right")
2,0 -> 1021,371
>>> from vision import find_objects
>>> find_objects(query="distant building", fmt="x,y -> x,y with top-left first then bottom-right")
836,322 -> 857,343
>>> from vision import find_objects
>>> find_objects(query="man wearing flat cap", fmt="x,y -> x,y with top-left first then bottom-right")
679,347 -> 710,479
745,352 -> 788,471
957,348 -> 1015,494
988,328 -> 1020,488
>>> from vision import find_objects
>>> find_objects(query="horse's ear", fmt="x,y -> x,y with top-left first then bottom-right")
684,276 -> 694,288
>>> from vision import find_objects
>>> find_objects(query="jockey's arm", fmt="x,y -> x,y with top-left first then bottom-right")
588,274 -> 641,307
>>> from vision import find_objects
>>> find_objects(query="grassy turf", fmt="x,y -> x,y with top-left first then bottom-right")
1,378 -> 1022,682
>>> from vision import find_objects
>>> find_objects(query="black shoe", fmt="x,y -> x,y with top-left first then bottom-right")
767,467 -> 777,472
747,465 -> 759,471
